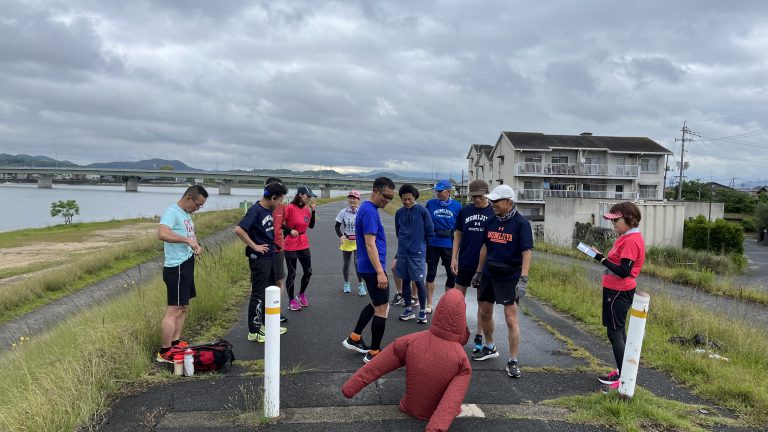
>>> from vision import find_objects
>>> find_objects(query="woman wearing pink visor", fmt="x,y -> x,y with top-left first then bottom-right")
589,202 -> 645,391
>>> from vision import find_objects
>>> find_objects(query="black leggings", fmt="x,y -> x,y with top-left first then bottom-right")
607,327 -> 627,372
285,248 -> 312,299
342,250 -> 362,283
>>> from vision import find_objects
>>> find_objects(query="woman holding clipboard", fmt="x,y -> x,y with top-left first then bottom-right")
586,202 -> 645,390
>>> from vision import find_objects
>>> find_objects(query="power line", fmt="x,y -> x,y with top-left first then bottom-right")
687,107 -> 768,124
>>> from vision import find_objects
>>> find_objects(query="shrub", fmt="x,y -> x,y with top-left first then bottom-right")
572,222 -> 616,253
683,216 -> 744,255
741,217 -> 757,232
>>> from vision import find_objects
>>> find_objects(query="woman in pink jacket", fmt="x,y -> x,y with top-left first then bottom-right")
341,288 -> 471,432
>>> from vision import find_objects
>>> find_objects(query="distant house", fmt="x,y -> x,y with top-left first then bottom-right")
466,144 -> 493,185
751,186 -> 768,196
705,181 -> 733,191
468,131 -> 672,218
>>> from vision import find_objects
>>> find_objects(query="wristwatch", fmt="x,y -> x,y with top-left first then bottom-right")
520,276 -> 528,282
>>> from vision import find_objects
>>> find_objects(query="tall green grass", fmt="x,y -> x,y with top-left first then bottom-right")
531,257 -> 768,426
0,242 -> 250,432
0,209 -> 242,322
645,246 -> 746,275
535,241 -> 768,306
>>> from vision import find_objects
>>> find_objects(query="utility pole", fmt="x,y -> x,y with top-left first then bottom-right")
675,121 -> 693,200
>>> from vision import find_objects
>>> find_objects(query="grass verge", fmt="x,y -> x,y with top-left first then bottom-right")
543,387 -> 737,432
531,257 -> 768,427
0,241 -> 251,432
535,241 -> 768,306
0,218 -> 156,248
0,209 -> 243,323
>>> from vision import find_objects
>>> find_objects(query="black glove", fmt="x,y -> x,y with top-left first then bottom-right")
593,252 -> 604,262
471,272 -> 483,288
516,276 -> 528,299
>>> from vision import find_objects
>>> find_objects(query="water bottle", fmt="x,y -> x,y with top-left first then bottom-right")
184,349 -> 194,376
173,354 -> 184,376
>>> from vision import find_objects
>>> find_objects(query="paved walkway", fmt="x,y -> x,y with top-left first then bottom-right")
732,236 -> 768,291
97,201 -> 743,431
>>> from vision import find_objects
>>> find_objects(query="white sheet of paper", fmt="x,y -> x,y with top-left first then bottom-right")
577,242 -> 597,258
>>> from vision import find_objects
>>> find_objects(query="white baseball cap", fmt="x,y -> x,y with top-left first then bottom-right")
485,185 -> 516,201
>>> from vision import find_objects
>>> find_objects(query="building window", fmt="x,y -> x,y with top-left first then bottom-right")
524,156 -> 542,163
640,158 -> 658,173
639,185 -> 657,199
551,155 -> 569,164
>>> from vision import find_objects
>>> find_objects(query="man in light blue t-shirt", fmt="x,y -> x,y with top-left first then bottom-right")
155,185 -> 208,363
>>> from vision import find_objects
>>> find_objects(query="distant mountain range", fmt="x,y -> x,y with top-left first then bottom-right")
0,154 -> 437,180
86,158 -> 202,171
0,153 -> 79,168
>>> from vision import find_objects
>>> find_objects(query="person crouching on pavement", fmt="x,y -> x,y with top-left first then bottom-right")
342,288 -> 472,432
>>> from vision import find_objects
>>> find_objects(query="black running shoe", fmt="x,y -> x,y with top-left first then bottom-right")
471,345 -> 499,361
598,369 -> 620,385
506,360 -> 522,378
342,337 -> 369,354
363,350 -> 379,363
472,334 -> 483,354
390,293 -> 404,305
280,314 -> 288,323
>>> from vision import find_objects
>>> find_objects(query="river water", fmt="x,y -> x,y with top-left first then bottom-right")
0,183 -> 347,232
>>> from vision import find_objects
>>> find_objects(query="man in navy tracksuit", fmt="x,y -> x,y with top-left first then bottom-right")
425,179 -> 462,313
394,184 -> 434,324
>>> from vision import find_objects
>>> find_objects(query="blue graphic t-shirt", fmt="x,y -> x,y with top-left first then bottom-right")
425,198 -> 462,248
238,202 -> 275,259
355,200 -> 386,273
482,212 -> 534,277
159,203 -> 195,267
455,203 -> 495,271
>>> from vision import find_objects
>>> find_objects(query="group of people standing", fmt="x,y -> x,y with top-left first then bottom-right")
154,175 -> 646,401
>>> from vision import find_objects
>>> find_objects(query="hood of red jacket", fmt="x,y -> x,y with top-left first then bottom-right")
429,289 -> 469,344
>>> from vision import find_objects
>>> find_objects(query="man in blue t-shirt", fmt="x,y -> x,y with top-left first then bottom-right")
155,185 -> 207,363
342,177 -> 396,364
470,185 -> 533,380
451,179 -> 495,354
234,181 -> 289,343
424,179 -> 462,313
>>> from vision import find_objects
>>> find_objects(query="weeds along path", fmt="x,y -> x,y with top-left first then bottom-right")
537,252 -> 768,330
0,228 -> 237,350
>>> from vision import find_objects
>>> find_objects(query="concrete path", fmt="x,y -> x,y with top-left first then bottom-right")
97,201 -> 743,431
732,236 -> 768,291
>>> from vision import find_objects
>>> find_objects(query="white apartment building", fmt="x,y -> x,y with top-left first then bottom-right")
468,132 -> 673,218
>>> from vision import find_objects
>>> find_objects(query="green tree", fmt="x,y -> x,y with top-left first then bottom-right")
756,202 -> 768,232
50,200 -> 80,224
713,189 -> 756,214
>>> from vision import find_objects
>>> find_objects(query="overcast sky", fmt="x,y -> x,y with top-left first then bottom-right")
1,0 -> 767,184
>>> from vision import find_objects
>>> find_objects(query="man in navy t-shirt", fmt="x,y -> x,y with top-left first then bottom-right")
470,185 -> 533,380
424,179 -> 462,313
234,181 -> 288,343
451,179 -> 494,354
343,177 -> 396,364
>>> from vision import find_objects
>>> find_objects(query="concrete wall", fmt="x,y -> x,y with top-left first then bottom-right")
543,197 -> 686,247
670,201 -> 725,221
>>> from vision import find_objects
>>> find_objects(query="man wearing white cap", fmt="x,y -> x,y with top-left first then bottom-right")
471,185 -> 533,379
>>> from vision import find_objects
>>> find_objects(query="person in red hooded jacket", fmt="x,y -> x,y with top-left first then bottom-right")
341,288 -> 472,432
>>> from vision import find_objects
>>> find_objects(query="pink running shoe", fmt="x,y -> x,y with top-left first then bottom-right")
288,299 -> 302,311
298,293 -> 309,307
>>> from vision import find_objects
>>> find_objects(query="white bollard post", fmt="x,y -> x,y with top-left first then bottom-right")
264,286 -> 281,418
618,291 -> 650,399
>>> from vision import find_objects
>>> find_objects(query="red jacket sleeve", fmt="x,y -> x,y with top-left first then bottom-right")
341,337 -> 408,398
425,354 -> 472,432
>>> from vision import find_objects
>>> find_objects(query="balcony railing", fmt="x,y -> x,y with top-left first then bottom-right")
516,189 -> 640,201
516,163 -> 639,177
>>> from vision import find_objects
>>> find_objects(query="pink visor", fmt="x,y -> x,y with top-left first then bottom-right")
348,190 -> 361,199
602,212 -> 623,220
